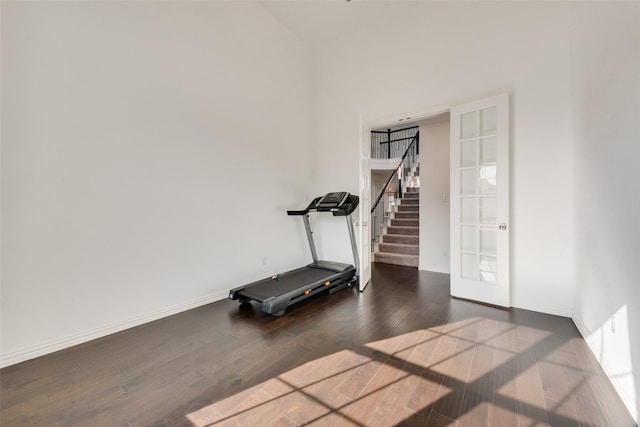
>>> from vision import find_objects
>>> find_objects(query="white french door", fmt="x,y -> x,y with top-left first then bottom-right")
450,93 -> 510,307
359,121 -> 371,291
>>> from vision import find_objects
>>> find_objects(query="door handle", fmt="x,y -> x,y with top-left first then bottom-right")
499,223 -> 507,231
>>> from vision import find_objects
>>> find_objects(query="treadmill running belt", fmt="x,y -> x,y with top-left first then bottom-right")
239,267 -> 338,301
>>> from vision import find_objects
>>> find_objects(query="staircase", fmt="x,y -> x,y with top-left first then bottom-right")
374,170 -> 420,268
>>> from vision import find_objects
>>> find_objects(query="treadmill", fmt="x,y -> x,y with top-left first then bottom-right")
229,192 -> 359,316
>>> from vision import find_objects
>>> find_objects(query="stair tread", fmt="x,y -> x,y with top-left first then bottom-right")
376,252 -> 419,258
382,235 -> 419,244
387,226 -> 419,235
389,224 -> 419,228
378,242 -> 419,255
374,252 -> 419,267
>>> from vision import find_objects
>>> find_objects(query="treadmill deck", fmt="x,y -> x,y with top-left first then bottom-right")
229,262 -> 356,315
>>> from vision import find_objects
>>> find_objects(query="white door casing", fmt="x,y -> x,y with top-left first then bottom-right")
450,93 -> 510,307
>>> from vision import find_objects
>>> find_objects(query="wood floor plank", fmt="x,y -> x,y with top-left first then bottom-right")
428,410 -> 459,426
512,324 -> 551,426
1,263 -> 634,427
457,344 -> 494,427
432,319 -> 477,420
396,407 -> 430,426
545,395 -> 581,427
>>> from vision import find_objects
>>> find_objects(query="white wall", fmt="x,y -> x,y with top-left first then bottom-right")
309,86 -> 361,266
314,2 -> 575,316
1,2 -> 315,366
371,170 -> 396,206
418,117 -> 450,274
571,3 -> 640,422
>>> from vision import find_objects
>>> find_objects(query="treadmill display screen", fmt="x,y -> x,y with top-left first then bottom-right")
316,192 -> 349,208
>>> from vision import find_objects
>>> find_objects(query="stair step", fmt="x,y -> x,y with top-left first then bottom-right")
387,226 -> 419,235
404,192 -> 420,199
402,198 -> 419,205
379,242 -> 419,256
374,252 -> 419,268
383,234 -> 419,245
397,204 -> 419,212
390,218 -> 419,227
406,187 -> 419,193
394,212 -> 419,219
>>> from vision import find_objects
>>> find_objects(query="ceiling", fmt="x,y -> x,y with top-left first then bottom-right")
260,1 -> 418,48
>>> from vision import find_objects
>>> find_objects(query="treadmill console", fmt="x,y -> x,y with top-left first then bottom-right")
316,192 -> 349,209
287,192 -> 359,216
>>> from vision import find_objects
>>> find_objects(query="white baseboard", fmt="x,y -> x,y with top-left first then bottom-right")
510,300 -> 573,318
572,317 -> 638,423
0,291 -> 229,368
418,265 -> 450,274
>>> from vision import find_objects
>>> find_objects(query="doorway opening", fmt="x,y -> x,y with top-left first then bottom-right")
367,113 -> 451,274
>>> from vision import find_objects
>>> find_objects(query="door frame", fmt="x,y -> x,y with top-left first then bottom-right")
359,95 -> 510,306
359,104 -> 452,290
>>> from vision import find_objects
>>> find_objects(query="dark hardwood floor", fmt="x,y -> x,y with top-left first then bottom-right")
1,263 -> 636,426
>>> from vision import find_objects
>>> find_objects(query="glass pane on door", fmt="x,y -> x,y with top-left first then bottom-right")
462,253 -> 478,280
480,256 -> 497,284
480,106 -> 497,136
480,229 -> 497,254
461,226 -> 477,252
461,140 -> 477,167
461,111 -> 478,139
461,198 -> 477,223
480,136 -> 497,164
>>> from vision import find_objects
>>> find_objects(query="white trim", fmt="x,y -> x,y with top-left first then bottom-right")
511,300 -> 573,318
0,291 -> 228,368
573,317 -> 638,423
369,104 -> 452,130
418,265 -> 450,275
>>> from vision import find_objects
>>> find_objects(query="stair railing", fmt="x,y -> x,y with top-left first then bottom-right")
370,131 -> 420,249
371,125 -> 419,158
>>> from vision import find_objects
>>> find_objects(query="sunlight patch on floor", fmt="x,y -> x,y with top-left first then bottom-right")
186,342 -> 451,426
186,316 -> 588,426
